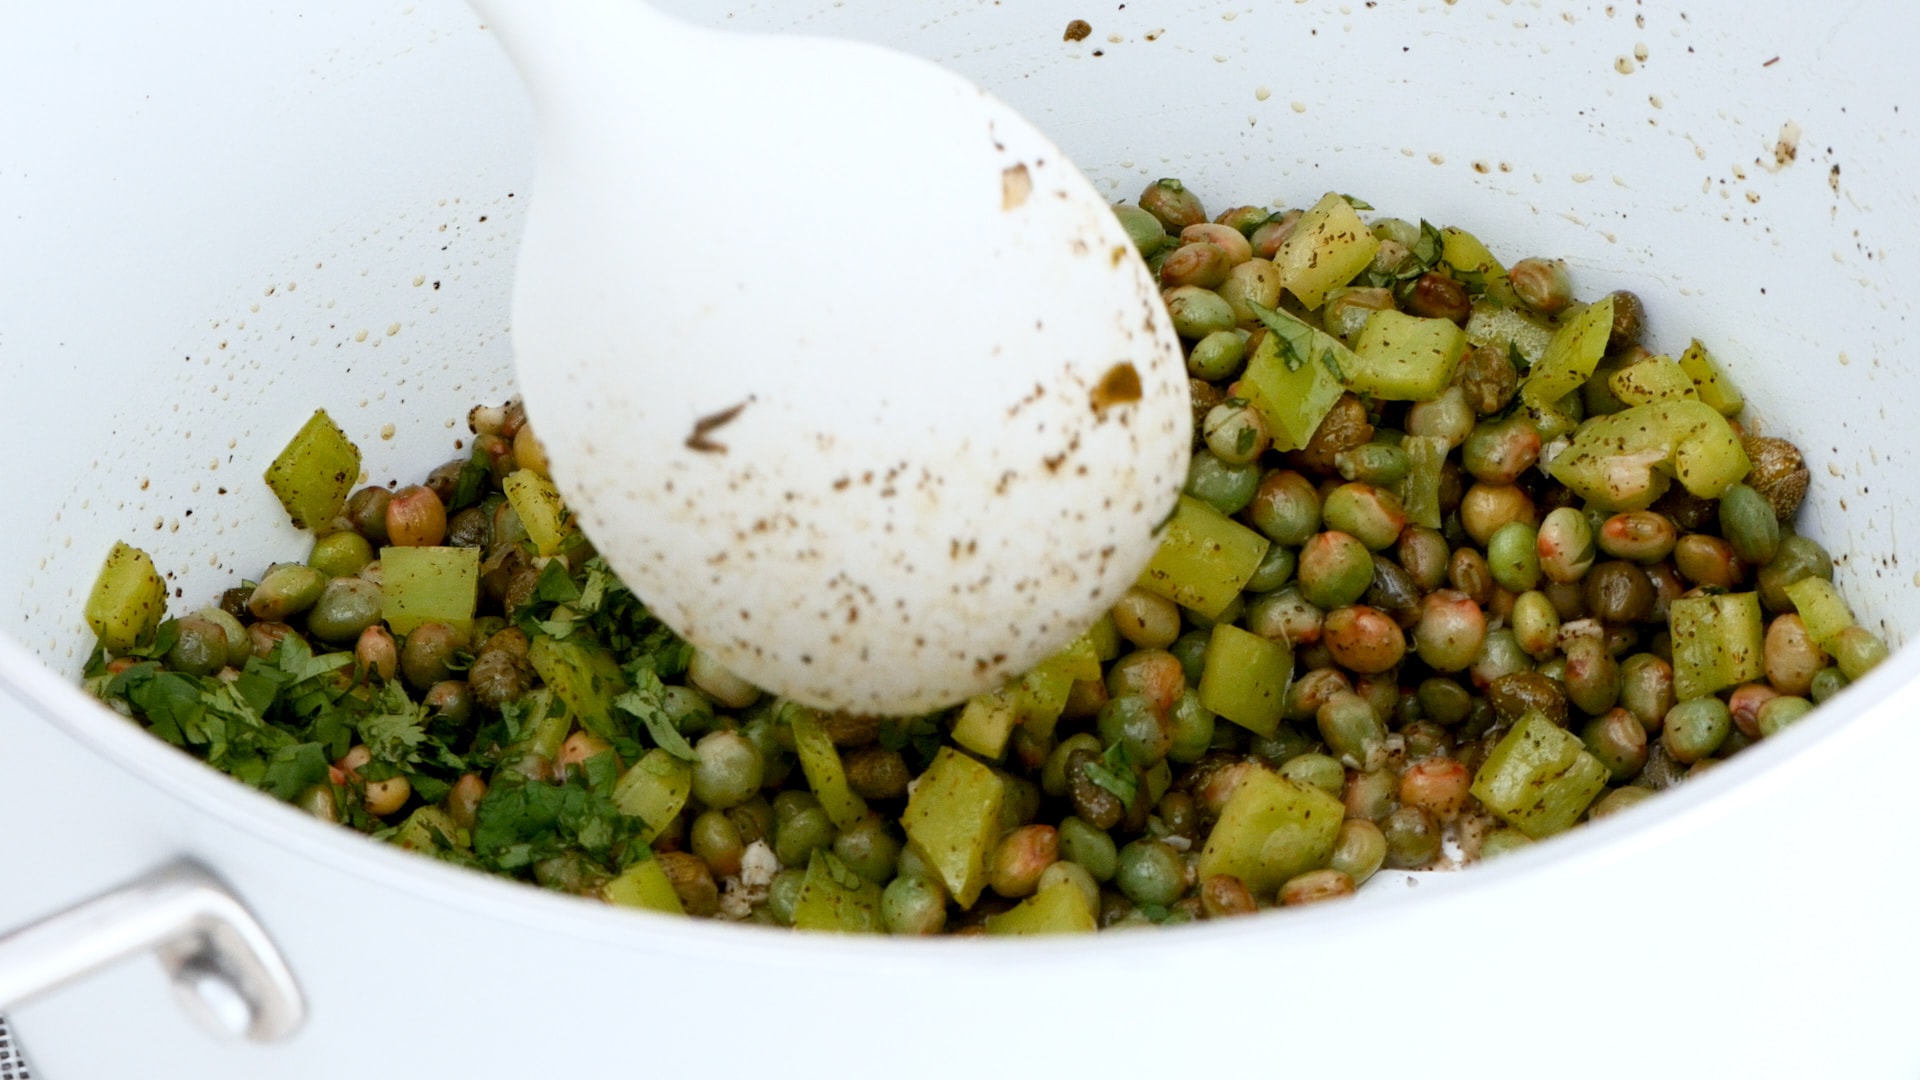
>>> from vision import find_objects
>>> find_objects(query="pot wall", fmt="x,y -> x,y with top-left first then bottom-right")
1,2 -> 1916,1076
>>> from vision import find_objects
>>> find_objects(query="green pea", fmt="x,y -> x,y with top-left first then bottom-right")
1328,819 -> 1388,885
1187,329 -> 1248,381
832,814 -> 901,884
1809,666 -> 1849,704
193,606 -> 250,669
1248,724 -> 1316,767
1185,450 -> 1261,516
1248,470 -> 1322,547
1242,545 -> 1296,595
1043,732 -> 1103,799
1510,590 -> 1562,659
1619,653 -> 1676,731
1381,805 -> 1441,869
1486,521 -> 1542,593
1317,691 -> 1385,769
661,684 -> 717,738
1343,768 -> 1398,823
1037,860 -> 1101,916
766,868 -> 806,926
1563,634 -> 1620,716
309,530 -> 375,578
774,805 -> 835,868
1469,629 -> 1533,690
691,730 -> 765,810
1322,287 -> 1396,345
1243,587 -> 1323,646
1536,506 -> 1596,585
690,809 -> 746,878
1113,203 -> 1168,256
1718,483 -> 1781,566
247,563 -> 327,621
1298,531 -> 1375,610
1115,839 -> 1188,907
1416,677 -> 1475,727
1581,709 -> 1648,782
1334,443 -> 1411,487
1321,483 -> 1407,551
1461,415 -> 1542,485
1058,816 -> 1119,882
1277,752 -> 1345,795
165,615 -> 231,677
1587,785 -> 1655,821
1165,285 -> 1237,339
305,576 -> 384,644
1661,698 -> 1731,764
1202,401 -> 1270,466
1756,695 -> 1814,737
1597,511 -> 1678,564
1828,626 -> 1890,681
1165,689 -> 1216,764
1757,534 -> 1835,613
878,875 -> 947,935
1396,526 -> 1451,592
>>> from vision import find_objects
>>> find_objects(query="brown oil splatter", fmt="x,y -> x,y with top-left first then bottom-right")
1002,163 -> 1032,210
1064,19 -> 1092,42
685,398 -> 750,453
1090,362 -> 1142,411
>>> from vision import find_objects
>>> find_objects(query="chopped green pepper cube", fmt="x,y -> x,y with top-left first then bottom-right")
1396,435 -> 1449,530
379,545 -> 480,638
613,749 -> 692,842
792,851 -> 884,933
1136,496 -> 1271,618
1196,765 -> 1344,896
1677,339 -> 1745,417
949,687 -> 1023,761
1351,310 -> 1468,401
602,856 -> 686,914
984,879 -> 1097,936
1546,400 -> 1751,510
264,408 -> 361,531
84,540 -> 167,652
1197,622 -> 1293,738
1274,192 -> 1381,310
901,747 -> 1004,909
791,707 -> 870,830
1521,295 -> 1614,411
1610,354 -> 1699,406
1669,592 -> 1765,701
528,634 -> 627,743
1240,305 -> 1352,452
1465,304 -> 1554,367
1469,712 -> 1610,839
503,468 -> 575,556
1785,576 -> 1856,650
1439,225 -> 1515,305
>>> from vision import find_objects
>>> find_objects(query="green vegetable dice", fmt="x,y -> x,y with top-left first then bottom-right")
1273,192 -> 1380,310
602,856 -> 685,914
901,747 -> 1004,909
380,545 -> 480,638
1135,496 -> 1271,618
264,408 -> 361,531
503,468 -> 575,556
1469,712 -> 1609,839
529,634 -> 627,744
1241,303 -> 1352,452
949,687 -> 1022,761
1670,592 -> 1764,701
1195,765 -> 1343,896
1521,295 -> 1614,411
792,851 -> 883,933
984,879 -> 1097,935
1678,339 -> 1744,417
84,540 -> 167,652
1351,310 -> 1468,401
1547,400 -> 1751,510
1785,576 -> 1856,649
791,706 -> 869,830
613,750 -> 692,842
1197,622 -> 1293,738
1610,354 -> 1699,406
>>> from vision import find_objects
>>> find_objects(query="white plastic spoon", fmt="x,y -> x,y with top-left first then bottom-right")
473,0 -> 1190,715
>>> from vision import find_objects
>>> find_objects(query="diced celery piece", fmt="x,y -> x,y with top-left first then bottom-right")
1047,630 -> 1104,683
613,749 -> 692,842
1351,310 -> 1468,401
602,856 -> 685,914
1610,354 -> 1699,406
84,541 -> 167,652
1465,303 -> 1555,367
1439,225 -> 1515,305
950,687 -> 1023,761
791,706 -> 870,829
528,634 -> 627,742
503,468 -> 575,556
901,747 -> 1004,909
792,851 -> 883,933
1197,623 -> 1293,737
1012,637 -> 1095,741
1136,496 -> 1271,618
1521,296 -> 1615,411
1669,592 -> 1765,701
1241,305 -> 1352,452
984,879 -> 1097,936
263,408 -> 362,531
1273,192 -> 1380,310
380,545 -> 480,638
391,805 -> 469,853
1396,435 -> 1449,530
1469,712 -> 1609,839
1547,400 -> 1751,510
1678,339 -> 1745,417
1785,577 -> 1856,650
1525,392 -> 1585,443
1196,765 -> 1343,895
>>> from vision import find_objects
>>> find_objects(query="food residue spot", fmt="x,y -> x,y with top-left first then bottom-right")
386,322 -> 401,336
1427,152 -> 1445,165
687,398 -> 752,454
1291,101 -> 1308,114
1633,42 -> 1649,61
1615,56 -> 1636,74
1255,85 -> 1271,101
1770,120 -> 1802,170
1001,163 -> 1032,210
1063,18 -> 1091,41
1090,363 -> 1142,412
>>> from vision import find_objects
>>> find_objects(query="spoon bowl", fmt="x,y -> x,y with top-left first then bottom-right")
474,0 -> 1190,714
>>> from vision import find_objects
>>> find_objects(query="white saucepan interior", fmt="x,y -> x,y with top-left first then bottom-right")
1,2 -> 1916,1076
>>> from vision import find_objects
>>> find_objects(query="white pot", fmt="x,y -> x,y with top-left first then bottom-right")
2,2 -> 1916,1076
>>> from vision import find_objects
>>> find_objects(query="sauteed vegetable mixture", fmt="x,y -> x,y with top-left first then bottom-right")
80,184 -> 1889,933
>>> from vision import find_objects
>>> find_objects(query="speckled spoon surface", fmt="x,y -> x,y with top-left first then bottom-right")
472,0 -> 1189,715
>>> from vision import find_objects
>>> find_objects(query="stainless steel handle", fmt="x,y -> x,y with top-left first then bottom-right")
0,860 -> 304,1042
